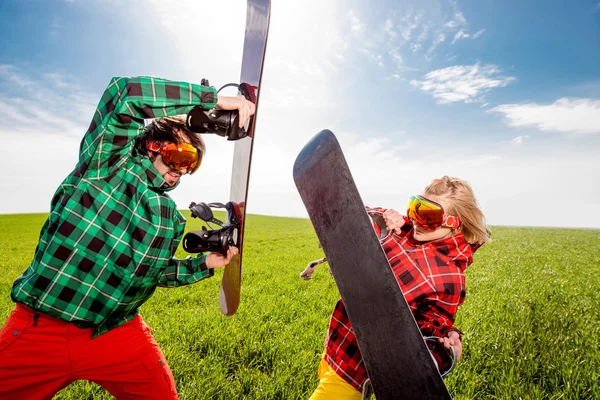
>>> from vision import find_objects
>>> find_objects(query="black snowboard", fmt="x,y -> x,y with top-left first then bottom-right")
219,0 -> 271,316
293,130 -> 452,400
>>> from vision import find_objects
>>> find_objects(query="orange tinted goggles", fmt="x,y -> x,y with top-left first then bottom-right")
407,195 -> 461,231
154,142 -> 202,175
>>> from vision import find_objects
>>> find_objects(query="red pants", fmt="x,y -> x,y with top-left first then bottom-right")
0,304 -> 178,400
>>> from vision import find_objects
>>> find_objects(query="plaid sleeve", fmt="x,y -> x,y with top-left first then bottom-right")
157,254 -> 214,288
157,210 -> 214,287
417,303 -> 460,337
80,76 -> 217,179
408,257 -> 466,337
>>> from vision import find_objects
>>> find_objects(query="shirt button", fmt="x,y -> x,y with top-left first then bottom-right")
13,330 -> 18,336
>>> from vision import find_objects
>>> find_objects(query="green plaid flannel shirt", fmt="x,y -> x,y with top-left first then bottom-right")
11,76 -> 218,337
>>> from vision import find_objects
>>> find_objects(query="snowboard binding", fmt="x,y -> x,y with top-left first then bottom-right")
186,79 -> 257,141
423,336 -> 457,378
182,201 -> 241,256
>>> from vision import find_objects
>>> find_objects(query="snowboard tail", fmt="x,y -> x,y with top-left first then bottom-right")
293,130 -> 452,400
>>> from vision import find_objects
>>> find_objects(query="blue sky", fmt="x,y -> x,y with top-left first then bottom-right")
1,0 -> 599,228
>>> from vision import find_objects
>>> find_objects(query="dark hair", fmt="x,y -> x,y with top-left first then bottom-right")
135,115 -> 206,156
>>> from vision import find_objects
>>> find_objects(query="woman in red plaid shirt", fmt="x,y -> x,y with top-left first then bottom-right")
309,176 -> 491,400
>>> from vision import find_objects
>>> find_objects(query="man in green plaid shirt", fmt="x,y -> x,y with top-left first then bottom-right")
0,76 -> 255,399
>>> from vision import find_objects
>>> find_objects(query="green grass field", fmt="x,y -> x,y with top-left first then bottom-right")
1,212 -> 598,399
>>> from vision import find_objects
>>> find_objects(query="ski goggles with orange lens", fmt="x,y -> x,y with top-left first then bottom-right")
407,195 -> 461,231
147,141 -> 203,174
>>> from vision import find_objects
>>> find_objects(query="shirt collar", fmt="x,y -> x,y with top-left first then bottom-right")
405,228 -> 474,267
139,156 -> 180,192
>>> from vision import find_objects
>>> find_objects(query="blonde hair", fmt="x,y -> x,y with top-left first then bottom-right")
423,176 -> 490,245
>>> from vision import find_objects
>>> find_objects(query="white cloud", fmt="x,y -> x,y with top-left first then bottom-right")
452,30 -> 470,43
400,9 -> 425,42
384,1 -> 480,61
410,43 -> 422,52
416,22 -> 430,43
1,64 -> 35,87
490,98 -> 600,134
426,32 -> 447,55
43,72 -> 82,90
358,47 -> 385,67
342,9 -> 401,69
452,28 -> 485,44
444,11 -> 466,29
471,28 -> 485,39
0,66 -> 97,138
410,63 -> 515,104
389,47 -> 403,65
347,9 -> 365,33
510,135 -> 529,145
454,11 -> 467,26
384,18 -> 397,38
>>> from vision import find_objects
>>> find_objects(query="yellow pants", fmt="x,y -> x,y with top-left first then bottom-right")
308,357 -> 362,400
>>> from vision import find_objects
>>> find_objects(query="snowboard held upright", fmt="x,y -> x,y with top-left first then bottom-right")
218,0 -> 271,316
293,130 -> 452,400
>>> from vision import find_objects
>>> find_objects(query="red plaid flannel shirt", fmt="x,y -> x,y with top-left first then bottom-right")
323,207 -> 480,391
